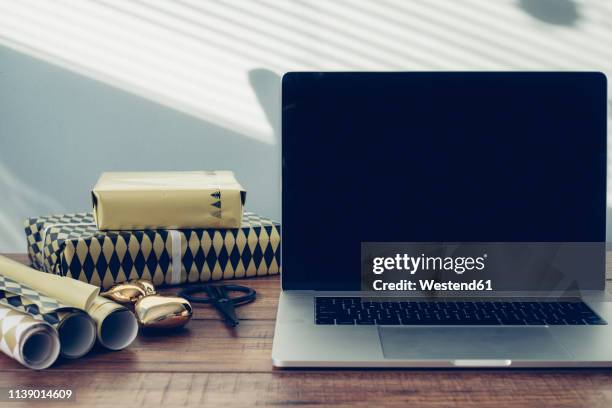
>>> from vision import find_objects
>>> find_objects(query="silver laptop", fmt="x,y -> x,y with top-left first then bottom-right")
272,72 -> 612,368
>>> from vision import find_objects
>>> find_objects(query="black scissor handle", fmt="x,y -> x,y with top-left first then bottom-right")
179,284 -> 256,305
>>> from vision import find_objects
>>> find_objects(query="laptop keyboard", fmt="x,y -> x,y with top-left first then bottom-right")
315,297 -> 606,326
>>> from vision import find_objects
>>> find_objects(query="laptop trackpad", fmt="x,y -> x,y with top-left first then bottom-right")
379,327 -> 571,360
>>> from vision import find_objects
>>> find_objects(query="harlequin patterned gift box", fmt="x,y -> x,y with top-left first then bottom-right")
24,212 -> 281,289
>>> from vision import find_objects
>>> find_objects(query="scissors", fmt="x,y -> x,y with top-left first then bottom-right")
178,284 -> 256,327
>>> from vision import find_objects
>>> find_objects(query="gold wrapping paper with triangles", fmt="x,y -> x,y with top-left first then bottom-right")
25,212 -> 281,289
0,304 -> 60,369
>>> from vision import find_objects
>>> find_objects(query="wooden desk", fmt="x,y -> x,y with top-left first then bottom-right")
1,254 -> 612,407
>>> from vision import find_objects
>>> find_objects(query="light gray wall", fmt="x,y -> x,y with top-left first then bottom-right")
0,47 -> 280,251
0,0 -> 611,252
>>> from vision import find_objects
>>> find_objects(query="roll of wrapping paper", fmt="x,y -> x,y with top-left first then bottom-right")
0,274 -> 96,359
0,303 -> 60,369
87,296 -> 138,350
0,255 -> 137,351
0,255 -> 98,309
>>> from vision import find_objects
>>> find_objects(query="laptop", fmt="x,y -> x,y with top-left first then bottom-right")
272,72 -> 611,368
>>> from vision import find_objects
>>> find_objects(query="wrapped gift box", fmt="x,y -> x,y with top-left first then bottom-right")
92,171 -> 247,230
25,212 -> 281,289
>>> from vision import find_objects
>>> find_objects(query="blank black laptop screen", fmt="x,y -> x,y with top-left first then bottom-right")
281,72 -> 607,291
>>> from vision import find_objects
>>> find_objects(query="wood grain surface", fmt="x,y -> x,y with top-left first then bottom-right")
1,253 -> 612,408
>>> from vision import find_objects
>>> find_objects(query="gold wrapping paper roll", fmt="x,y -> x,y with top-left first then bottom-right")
0,256 -> 136,351
0,273 -> 96,359
0,255 -> 98,309
53,310 -> 97,358
92,171 -> 246,230
87,296 -> 138,350
0,304 -> 60,369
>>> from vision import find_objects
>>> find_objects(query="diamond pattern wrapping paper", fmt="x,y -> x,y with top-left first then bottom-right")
25,212 -> 281,289
0,303 -> 60,369
0,274 -> 96,359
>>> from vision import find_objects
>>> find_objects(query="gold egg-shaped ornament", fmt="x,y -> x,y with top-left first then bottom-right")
100,282 -> 148,304
134,280 -> 157,296
135,295 -> 193,329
